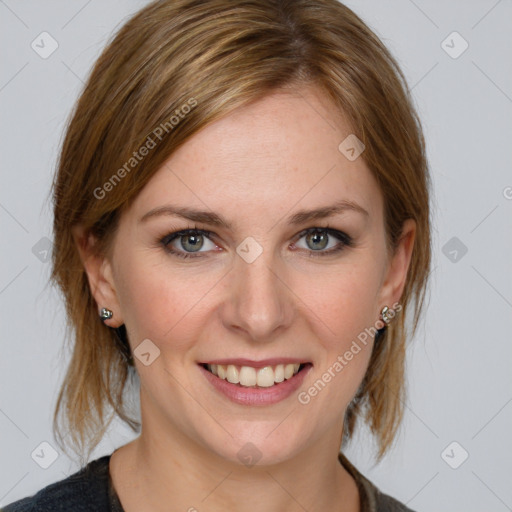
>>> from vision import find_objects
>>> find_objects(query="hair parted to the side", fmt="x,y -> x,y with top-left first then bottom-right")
50,0 -> 431,466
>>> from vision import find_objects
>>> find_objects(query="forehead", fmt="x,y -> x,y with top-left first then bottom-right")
129,86 -> 383,226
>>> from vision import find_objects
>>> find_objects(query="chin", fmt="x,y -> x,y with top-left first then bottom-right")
197,420 -> 313,468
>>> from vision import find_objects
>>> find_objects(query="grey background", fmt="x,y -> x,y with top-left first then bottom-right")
1,1 -> 511,510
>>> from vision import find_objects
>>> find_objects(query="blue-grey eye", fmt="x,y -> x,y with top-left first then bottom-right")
293,228 -> 352,256
160,228 -> 218,258
305,230 -> 329,251
179,233 -> 204,252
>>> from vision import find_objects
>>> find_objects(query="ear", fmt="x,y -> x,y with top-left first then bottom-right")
72,224 -> 124,327
377,218 -> 416,313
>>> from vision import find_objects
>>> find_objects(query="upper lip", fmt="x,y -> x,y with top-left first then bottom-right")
199,358 -> 310,368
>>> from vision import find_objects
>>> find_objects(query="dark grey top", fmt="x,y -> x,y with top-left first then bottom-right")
2,452 -> 415,511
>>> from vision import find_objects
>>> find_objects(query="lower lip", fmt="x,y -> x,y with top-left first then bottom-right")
199,364 -> 312,406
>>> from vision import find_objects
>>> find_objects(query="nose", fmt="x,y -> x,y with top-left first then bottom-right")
221,245 -> 294,343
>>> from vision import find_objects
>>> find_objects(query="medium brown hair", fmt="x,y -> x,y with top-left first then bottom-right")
50,0 -> 431,465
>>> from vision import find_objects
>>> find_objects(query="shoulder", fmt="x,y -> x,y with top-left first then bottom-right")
1,455 -> 112,512
371,487 -> 416,512
338,452 -> 416,512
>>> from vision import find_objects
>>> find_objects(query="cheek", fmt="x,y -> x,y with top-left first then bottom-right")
293,263 -> 380,403
298,262 -> 382,344
114,252 -> 218,350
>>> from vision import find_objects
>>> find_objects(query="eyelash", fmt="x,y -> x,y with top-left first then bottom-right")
159,225 -> 354,260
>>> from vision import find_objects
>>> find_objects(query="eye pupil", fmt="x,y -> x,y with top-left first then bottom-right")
181,234 -> 203,252
306,230 -> 328,250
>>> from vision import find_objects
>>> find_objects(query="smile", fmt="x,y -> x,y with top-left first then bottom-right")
204,363 -> 305,388
198,360 -> 312,406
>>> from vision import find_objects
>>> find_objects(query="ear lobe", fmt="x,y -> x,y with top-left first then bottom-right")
71,224 -> 124,327
379,219 -> 416,309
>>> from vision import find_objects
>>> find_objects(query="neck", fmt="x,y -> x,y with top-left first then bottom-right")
110,407 -> 360,512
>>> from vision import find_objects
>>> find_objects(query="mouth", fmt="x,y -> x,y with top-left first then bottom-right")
199,362 -> 312,388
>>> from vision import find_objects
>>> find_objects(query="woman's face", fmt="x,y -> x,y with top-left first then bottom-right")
83,85 -> 414,466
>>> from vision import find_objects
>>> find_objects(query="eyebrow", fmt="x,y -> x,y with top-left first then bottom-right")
139,199 -> 369,228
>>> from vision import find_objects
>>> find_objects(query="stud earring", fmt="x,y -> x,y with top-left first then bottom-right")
99,307 -> 113,322
380,305 -> 395,325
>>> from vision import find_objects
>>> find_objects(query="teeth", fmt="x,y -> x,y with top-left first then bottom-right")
239,366 -> 257,386
217,364 -> 226,379
256,366 -> 275,387
284,364 -> 294,379
206,363 -> 303,387
226,364 -> 239,384
274,364 -> 285,383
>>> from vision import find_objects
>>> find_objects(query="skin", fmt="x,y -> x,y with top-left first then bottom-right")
74,85 -> 415,512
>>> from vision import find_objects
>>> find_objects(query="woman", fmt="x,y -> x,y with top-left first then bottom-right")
3,0 -> 431,510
